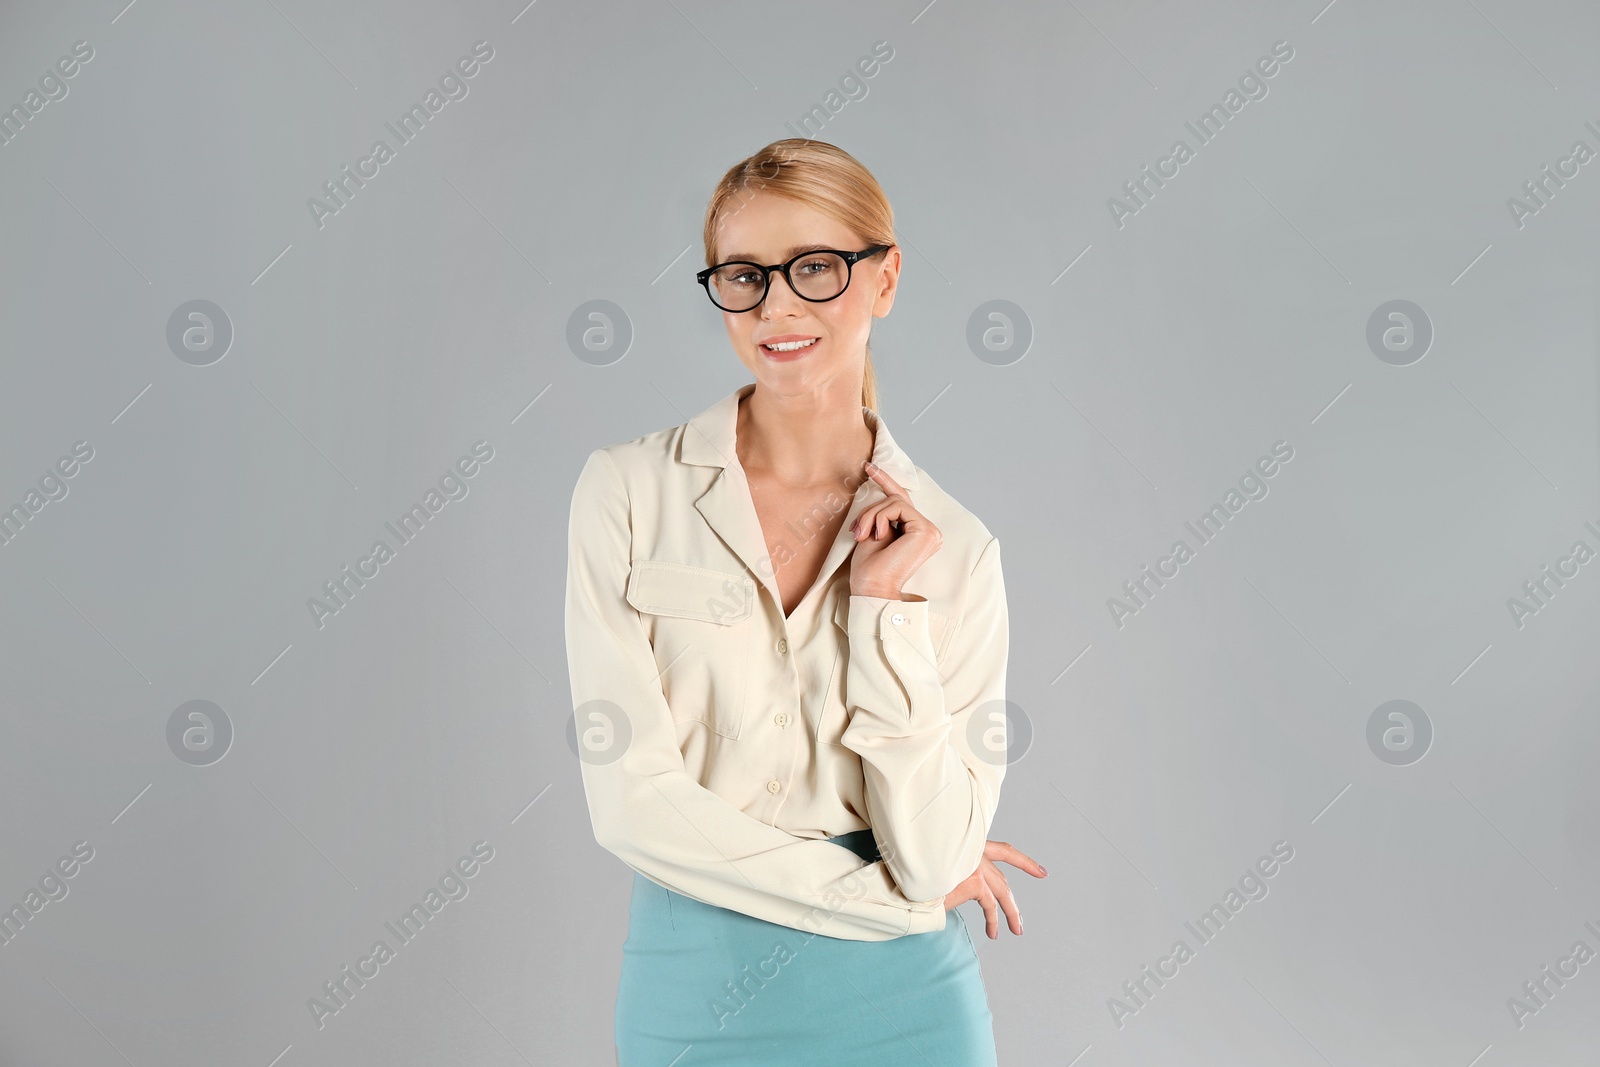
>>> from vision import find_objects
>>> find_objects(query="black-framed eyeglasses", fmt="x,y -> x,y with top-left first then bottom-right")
696,244 -> 891,313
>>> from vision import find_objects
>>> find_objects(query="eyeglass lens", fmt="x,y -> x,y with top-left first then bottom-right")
708,252 -> 851,311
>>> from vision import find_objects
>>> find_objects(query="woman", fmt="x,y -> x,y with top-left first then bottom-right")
565,138 -> 1045,1066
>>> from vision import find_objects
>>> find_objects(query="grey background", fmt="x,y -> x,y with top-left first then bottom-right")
1,0 -> 1597,1064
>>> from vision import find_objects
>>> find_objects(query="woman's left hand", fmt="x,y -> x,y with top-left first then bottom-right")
943,840 -> 1049,939
848,461 -> 942,598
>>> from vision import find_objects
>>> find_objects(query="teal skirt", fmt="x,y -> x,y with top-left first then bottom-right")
614,829 -> 997,1066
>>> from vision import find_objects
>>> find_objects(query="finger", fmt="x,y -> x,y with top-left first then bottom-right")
867,498 -> 927,540
850,504 -> 881,540
988,867 -> 1022,935
864,461 -> 907,500
985,841 -> 1048,879
978,882 -> 999,940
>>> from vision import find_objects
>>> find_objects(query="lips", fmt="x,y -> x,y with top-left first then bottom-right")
758,335 -> 819,352
757,336 -> 820,365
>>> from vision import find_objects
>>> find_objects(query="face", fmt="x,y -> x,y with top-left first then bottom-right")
709,191 -> 900,395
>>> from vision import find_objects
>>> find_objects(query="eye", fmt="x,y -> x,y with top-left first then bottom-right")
715,265 -> 762,288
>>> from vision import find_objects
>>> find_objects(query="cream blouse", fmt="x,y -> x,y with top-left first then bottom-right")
564,382 -> 1009,941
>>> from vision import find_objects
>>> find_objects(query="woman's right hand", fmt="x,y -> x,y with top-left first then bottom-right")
943,840 -> 1048,939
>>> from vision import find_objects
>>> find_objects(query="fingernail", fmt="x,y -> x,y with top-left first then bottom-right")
1040,866 -> 1048,876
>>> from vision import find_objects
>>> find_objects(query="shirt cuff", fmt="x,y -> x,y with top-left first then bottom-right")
846,594 -> 936,657
827,858 -> 947,937
904,899 -> 949,935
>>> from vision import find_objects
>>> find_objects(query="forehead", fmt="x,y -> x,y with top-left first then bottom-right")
714,190 -> 861,262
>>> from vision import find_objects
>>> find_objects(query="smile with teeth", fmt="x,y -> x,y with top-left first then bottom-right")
761,338 -> 818,352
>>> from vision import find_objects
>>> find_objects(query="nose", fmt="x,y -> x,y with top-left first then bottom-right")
760,268 -> 804,316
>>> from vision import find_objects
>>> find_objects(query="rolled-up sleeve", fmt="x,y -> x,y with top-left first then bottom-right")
566,448 -> 948,940
838,536 -> 1008,903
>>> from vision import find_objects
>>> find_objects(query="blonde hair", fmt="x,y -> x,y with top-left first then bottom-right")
701,138 -> 894,414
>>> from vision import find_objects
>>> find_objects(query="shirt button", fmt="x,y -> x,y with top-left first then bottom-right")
891,612 -> 906,626
766,779 -> 781,794
774,712 -> 789,727
776,638 -> 788,654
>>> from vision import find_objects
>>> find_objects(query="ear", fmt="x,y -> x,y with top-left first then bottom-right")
871,246 -> 901,318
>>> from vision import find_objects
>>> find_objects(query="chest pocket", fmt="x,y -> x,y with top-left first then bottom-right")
626,560 -> 756,739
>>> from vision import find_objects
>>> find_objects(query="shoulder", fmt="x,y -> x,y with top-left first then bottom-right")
906,464 -> 998,572
882,464 -> 1003,640
572,421 -> 685,495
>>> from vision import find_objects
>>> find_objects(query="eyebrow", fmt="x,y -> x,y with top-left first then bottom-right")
719,242 -> 835,263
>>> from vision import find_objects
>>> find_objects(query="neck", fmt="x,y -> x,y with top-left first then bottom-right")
736,382 -> 874,488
